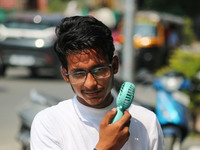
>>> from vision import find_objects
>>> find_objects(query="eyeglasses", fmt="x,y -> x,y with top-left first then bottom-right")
62,64 -> 112,84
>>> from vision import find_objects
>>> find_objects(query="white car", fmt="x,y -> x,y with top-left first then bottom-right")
0,12 -> 64,78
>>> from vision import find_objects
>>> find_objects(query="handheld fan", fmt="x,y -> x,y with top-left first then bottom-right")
111,82 -> 135,123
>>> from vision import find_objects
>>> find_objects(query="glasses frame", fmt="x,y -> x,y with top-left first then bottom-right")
62,64 -> 112,85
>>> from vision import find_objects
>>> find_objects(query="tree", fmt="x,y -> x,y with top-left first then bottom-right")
47,0 -> 68,12
139,0 -> 200,17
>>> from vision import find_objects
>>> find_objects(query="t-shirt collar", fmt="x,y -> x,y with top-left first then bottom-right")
72,94 -> 116,123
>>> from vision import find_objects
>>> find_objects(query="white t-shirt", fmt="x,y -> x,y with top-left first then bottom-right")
30,95 -> 164,150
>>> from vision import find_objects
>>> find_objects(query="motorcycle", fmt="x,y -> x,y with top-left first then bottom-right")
153,71 -> 191,150
17,89 -> 62,150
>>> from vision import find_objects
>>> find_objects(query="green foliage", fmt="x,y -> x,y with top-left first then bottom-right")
183,17 -> 196,45
190,92 -> 200,114
155,66 -> 173,77
143,0 -> 154,9
156,49 -> 200,78
169,50 -> 200,78
140,0 -> 200,17
47,0 -> 68,12
0,8 -> 15,22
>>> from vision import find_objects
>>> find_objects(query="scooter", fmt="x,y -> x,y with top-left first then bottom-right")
111,70 -> 191,150
153,71 -> 191,150
17,89 -> 62,150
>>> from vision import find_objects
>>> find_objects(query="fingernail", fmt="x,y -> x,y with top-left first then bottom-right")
112,108 -> 117,112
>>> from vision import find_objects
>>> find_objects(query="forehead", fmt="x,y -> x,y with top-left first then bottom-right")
66,49 -> 109,69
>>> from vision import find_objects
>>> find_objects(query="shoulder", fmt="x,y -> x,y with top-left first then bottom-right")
129,104 -> 155,117
128,104 -> 165,149
128,104 -> 158,127
33,99 -> 74,124
30,100 -> 75,149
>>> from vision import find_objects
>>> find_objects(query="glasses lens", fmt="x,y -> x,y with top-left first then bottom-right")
68,72 -> 86,84
92,67 -> 111,79
67,66 -> 111,84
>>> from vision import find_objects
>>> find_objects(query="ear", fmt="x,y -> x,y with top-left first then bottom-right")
112,55 -> 119,74
60,66 -> 70,83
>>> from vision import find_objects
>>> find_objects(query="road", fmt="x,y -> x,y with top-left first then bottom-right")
0,67 -> 200,150
0,67 -> 74,150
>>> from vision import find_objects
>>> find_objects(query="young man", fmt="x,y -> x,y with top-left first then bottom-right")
30,16 -> 164,150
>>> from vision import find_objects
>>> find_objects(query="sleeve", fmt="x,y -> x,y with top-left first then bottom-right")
149,116 -> 165,150
30,111 -> 61,150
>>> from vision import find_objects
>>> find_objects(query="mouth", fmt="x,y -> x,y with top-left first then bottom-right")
84,90 -> 102,98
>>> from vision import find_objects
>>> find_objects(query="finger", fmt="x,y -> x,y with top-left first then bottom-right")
123,127 -> 130,141
123,111 -> 132,120
124,119 -> 131,127
120,125 -> 130,143
101,108 -> 117,125
117,111 -> 132,125
122,126 -> 130,136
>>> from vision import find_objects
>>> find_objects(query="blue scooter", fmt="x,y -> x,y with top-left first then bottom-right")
153,71 -> 191,150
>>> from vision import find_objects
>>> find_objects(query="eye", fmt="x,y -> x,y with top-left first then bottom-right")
71,72 -> 86,79
93,67 -> 110,76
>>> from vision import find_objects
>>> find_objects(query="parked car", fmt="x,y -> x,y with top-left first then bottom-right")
0,12 -> 65,78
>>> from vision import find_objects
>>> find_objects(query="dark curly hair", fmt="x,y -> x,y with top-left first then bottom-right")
54,16 -> 115,70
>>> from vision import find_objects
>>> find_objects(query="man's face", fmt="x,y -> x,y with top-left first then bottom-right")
62,49 -> 118,108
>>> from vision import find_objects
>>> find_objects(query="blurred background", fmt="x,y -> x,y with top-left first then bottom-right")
0,0 -> 200,150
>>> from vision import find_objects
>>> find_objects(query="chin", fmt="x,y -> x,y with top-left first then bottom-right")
86,98 -> 104,106
78,92 -> 112,108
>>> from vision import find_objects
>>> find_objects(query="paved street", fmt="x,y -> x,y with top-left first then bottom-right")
0,67 -> 200,150
0,67 -> 74,150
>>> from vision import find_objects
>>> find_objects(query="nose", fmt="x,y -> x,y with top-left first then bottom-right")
83,72 -> 97,89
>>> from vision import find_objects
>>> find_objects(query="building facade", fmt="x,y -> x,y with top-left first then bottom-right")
0,0 -> 47,11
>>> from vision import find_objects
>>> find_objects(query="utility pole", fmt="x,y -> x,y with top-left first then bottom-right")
122,0 -> 136,83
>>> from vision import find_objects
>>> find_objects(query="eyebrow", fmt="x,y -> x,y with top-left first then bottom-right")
70,63 -> 109,73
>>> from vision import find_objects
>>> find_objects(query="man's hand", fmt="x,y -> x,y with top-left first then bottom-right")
95,108 -> 131,150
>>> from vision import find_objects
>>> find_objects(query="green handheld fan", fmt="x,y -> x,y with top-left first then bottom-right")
111,82 -> 135,123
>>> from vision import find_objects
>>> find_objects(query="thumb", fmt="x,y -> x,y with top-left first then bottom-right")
102,108 -> 117,125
